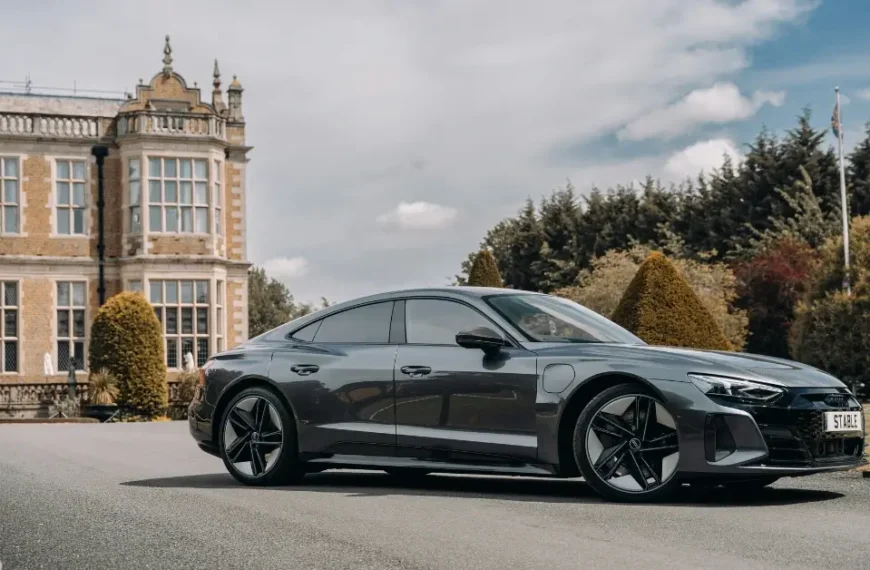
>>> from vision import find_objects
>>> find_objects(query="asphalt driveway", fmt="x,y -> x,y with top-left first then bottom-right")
0,422 -> 867,570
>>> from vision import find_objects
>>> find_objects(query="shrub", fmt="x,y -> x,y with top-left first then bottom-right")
553,245 -> 747,349
88,368 -> 120,405
467,248 -> 504,287
611,252 -> 732,350
175,369 -> 199,407
89,291 -> 167,418
733,237 -> 819,358
807,215 -> 870,301
790,293 -> 870,398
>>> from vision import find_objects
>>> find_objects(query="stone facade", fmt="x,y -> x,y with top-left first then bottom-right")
0,36 -> 251,394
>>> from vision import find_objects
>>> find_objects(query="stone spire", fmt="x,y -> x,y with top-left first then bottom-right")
212,59 -> 226,112
227,75 -> 244,121
162,35 -> 173,77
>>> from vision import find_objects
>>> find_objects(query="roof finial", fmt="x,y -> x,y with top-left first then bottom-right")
213,59 -> 221,90
162,35 -> 173,76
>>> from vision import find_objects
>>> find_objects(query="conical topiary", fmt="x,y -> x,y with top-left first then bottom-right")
467,248 -> 504,287
611,252 -> 732,350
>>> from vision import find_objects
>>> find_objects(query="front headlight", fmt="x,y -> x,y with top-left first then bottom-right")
688,373 -> 784,403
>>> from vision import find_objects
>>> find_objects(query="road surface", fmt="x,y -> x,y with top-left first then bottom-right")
0,422 -> 867,570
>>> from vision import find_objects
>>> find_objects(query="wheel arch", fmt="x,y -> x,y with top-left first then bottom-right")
211,375 -> 299,444
555,372 -> 667,477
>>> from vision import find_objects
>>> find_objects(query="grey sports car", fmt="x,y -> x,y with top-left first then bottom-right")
188,287 -> 867,502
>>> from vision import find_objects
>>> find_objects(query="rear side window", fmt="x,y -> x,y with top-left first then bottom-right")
291,321 -> 320,342
306,301 -> 394,343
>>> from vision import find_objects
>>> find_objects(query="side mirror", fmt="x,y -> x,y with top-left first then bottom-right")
456,326 -> 505,354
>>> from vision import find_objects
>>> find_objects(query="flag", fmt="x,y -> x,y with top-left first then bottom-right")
832,100 -> 841,138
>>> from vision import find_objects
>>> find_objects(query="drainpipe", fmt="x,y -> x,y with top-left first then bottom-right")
91,146 -> 109,306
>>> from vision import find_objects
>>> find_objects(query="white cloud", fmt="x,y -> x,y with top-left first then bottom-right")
664,138 -> 743,180
855,88 -> 870,101
0,0 -> 816,302
262,256 -> 310,280
376,201 -> 458,230
619,83 -> 786,141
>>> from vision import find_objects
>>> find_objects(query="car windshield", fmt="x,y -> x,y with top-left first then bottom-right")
485,294 -> 645,345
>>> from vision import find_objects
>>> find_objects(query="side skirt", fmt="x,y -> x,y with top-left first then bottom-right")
303,454 -> 560,477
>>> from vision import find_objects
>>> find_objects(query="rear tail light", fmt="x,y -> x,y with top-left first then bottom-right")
198,359 -> 214,387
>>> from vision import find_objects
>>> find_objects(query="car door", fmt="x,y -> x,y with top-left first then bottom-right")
269,300 -> 400,458
393,298 -> 539,464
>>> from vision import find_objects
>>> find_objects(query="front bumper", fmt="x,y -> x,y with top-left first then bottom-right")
650,380 -> 866,478
188,394 -> 219,456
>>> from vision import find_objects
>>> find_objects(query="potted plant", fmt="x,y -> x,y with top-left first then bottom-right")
82,368 -> 121,422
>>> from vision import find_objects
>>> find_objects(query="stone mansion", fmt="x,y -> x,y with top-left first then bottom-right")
0,36 -> 251,395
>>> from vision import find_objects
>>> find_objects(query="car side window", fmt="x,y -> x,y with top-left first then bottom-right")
405,299 -> 495,345
291,321 -> 320,342
310,301 -> 394,343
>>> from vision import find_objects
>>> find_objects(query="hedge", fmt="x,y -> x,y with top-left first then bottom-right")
468,248 -> 504,287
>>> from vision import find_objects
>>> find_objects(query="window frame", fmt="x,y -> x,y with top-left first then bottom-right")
149,278 -> 212,369
128,157 -> 142,233
54,158 -> 89,237
401,297 -> 513,347
289,301 -> 396,345
0,280 -> 20,374
0,155 -> 21,235
146,156 -> 210,235
213,159 -> 223,235
56,280 -> 88,372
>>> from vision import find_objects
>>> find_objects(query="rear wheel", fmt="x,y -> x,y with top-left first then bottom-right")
574,383 -> 681,503
219,386 -> 305,486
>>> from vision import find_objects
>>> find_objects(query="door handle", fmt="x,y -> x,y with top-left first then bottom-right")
400,365 -> 431,378
290,364 -> 319,376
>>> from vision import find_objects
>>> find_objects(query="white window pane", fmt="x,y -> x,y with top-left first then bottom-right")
73,209 -> 85,234
165,181 -> 177,203
149,181 -> 161,203
180,182 -> 192,204
149,206 -> 162,231
57,161 -> 70,179
129,158 -> 140,180
214,160 -> 222,181
180,159 -> 192,179
194,181 -> 207,204
215,209 -> 221,234
148,157 -> 161,177
196,281 -> 208,303
216,281 -> 223,304
73,161 -> 86,180
130,206 -> 141,232
181,207 -> 193,232
217,307 -> 223,335
195,208 -> 207,233
4,180 -> 18,202
4,206 -> 18,233
149,281 -> 163,302
165,281 -> 178,303
72,282 -> 86,306
57,282 -> 70,306
72,183 -> 86,206
58,210 -> 70,234
194,159 -> 207,179
57,182 -> 70,205
129,180 -> 140,205
3,158 -> 18,178
166,207 -> 178,232
215,183 -> 222,207
180,281 -> 194,303
164,158 -> 177,178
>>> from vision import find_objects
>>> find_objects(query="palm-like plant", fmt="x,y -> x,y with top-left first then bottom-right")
88,368 -> 120,405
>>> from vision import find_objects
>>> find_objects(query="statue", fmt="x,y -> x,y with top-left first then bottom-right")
184,352 -> 196,372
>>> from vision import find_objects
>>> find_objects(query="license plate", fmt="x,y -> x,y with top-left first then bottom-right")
824,411 -> 862,433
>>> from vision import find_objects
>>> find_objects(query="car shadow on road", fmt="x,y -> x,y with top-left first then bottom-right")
122,471 -> 843,507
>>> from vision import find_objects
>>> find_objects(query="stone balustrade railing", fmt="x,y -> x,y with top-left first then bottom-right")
117,111 -> 225,141
0,381 -> 187,418
0,112 -> 101,139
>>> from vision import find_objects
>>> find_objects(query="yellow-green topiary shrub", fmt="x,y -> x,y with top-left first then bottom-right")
611,252 -> 732,350
467,248 -> 504,287
89,291 -> 167,418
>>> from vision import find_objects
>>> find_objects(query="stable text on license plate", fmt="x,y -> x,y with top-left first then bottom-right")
824,411 -> 862,433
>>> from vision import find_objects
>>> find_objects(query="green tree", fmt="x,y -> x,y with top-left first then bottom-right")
89,291 -> 167,418
467,248 -> 504,287
248,267 -> 329,337
847,122 -> 870,217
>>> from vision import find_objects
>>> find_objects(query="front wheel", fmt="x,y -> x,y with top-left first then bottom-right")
573,383 -> 682,502
219,386 -> 305,486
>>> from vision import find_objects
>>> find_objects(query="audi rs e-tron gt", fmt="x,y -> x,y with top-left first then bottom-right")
188,287 -> 866,502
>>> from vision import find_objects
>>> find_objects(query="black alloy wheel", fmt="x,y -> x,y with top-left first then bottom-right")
574,383 -> 682,502
219,386 -> 305,486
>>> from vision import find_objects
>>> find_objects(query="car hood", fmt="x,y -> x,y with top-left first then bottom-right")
527,343 -> 846,389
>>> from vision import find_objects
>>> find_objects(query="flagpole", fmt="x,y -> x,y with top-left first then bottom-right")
835,86 -> 851,296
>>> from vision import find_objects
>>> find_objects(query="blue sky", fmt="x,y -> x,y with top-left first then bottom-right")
1,1 -> 868,303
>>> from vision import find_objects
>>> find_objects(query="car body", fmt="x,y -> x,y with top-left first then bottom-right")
188,286 -> 867,501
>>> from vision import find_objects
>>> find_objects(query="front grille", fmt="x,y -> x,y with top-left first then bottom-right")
727,389 -> 864,468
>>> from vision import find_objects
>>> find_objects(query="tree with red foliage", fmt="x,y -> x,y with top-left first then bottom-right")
733,238 -> 820,358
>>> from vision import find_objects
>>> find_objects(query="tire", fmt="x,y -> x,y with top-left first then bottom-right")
384,468 -> 431,480
573,383 -> 681,503
219,386 -> 305,486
